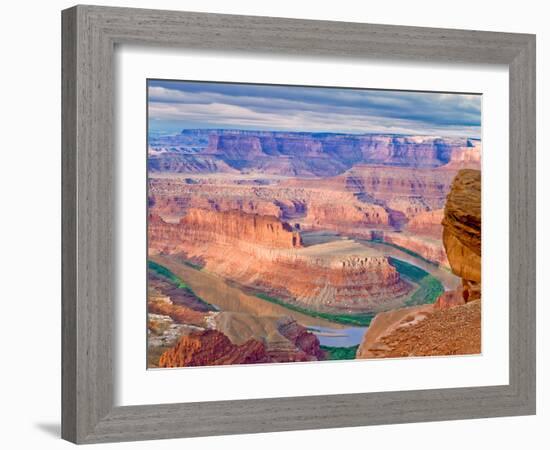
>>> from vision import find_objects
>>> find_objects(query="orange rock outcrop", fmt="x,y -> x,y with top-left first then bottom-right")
442,169 -> 481,301
181,208 -> 302,248
159,330 -> 269,367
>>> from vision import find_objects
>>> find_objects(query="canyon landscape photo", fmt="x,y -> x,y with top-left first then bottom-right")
147,80 -> 482,368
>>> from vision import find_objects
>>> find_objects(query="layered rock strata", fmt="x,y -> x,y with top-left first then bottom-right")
157,317 -> 325,368
147,161 -> 479,259
149,209 -> 410,311
356,300 -> 481,358
304,201 -> 389,237
382,232 -> 450,268
442,169 -> 481,301
405,209 -> 445,238
158,330 -> 269,367
181,208 -> 302,248
149,129 -> 481,177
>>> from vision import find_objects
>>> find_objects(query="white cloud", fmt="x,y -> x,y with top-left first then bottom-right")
147,82 -> 482,137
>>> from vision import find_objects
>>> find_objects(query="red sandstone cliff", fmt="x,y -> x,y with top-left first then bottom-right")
149,208 -> 301,254
181,208 -> 302,248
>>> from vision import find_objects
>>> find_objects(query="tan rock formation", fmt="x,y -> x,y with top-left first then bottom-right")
277,316 -> 324,359
441,141 -> 482,170
149,208 -> 301,253
442,169 -> 481,300
150,130 -> 481,177
340,165 -> 459,214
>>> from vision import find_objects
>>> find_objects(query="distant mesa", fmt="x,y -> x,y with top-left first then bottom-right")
148,129 -> 481,177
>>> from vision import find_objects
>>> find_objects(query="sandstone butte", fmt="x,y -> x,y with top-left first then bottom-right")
356,169 -> 482,358
149,208 -> 410,311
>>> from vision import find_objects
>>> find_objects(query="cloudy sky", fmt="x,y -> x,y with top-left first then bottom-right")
147,80 -> 481,138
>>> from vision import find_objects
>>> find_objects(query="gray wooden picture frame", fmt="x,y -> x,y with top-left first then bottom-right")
61,4 -> 536,444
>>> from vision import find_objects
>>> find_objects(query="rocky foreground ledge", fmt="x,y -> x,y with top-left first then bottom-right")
357,169 -> 482,358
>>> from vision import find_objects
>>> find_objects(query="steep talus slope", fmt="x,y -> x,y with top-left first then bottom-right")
356,300 -> 481,358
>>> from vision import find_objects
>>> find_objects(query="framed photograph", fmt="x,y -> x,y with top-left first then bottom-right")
62,5 -> 536,444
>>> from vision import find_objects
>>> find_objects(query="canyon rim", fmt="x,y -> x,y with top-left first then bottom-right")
146,80 -> 482,368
